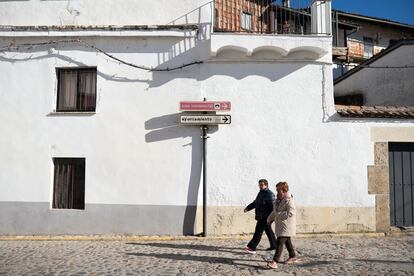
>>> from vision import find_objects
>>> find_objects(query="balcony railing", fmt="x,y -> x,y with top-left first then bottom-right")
214,0 -> 314,35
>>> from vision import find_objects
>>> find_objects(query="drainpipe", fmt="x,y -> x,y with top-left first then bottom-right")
335,11 -> 339,47
211,0 -> 216,33
201,98 -> 209,237
345,27 -> 359,64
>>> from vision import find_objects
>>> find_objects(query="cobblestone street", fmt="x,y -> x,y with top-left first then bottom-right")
1,235 -> 413,275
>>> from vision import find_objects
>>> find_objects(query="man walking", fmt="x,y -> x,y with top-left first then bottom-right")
244,179 -> 277,254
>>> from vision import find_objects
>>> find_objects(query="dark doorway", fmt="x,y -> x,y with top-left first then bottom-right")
389,143 -> 414,226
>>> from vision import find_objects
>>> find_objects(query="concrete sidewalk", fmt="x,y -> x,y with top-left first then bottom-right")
1,235 -> 413,275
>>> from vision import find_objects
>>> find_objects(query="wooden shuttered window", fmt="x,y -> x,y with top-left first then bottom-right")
56,68 -> 97,112
52,158 -> 85,210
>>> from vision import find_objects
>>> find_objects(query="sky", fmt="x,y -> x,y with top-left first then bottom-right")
332,0 -> 414,26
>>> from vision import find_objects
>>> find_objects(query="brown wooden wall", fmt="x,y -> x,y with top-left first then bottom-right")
215,0 -> 270,33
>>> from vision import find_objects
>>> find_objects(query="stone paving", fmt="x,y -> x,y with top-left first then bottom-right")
0,235 -> 414,275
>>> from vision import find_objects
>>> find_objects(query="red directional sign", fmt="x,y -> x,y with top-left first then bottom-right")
180,101 -> 231,111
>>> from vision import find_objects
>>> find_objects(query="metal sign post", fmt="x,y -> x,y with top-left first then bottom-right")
201,124 -> 208,237
179,99 -> 231,237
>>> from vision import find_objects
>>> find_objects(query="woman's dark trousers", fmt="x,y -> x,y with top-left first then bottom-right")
247,219 -> 277,250
273,236 -> 296,262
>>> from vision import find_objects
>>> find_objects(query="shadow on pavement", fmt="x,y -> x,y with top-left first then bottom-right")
296,260 -> 333,267
126,252 -> 266,269
345,258 -> 414,264
126,242 -> 247,255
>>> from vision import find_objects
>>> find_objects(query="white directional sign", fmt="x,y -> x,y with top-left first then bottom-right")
180,115 -> 231,125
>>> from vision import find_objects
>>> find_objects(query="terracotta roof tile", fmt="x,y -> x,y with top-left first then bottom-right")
335,105 -> 414,119
0,25 -> 199,32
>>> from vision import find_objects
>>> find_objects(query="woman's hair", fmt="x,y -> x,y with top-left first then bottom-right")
258,179 -> 268,186
276,181 -> 289,192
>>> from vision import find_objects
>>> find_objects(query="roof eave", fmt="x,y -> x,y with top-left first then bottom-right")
335,11 -> 414,30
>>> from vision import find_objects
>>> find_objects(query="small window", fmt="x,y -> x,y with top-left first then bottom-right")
363,37 -> 374,59
241,12 -> 252,31
56,68 -> 97,112
52,158 -> 85,209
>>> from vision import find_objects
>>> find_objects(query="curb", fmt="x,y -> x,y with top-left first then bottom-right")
296,232 -> 385,238
384,226 -> 414,237
385,231 -> 414,237
0,232 -> 391,241
0,235 -> 251,241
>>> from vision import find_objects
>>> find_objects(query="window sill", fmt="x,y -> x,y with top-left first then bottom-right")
48,208 -> 85,212
47,111 -> 96,116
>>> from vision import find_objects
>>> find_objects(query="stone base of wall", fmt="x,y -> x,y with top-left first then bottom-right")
0,202 -> 196,236
0,202 -> 376,236
196,206 -> 376,235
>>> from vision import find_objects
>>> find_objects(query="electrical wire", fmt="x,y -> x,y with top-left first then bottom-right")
334,63 -> 414,69
358,65 -> 414,69
2,39 -> 412,70
0,39 -> 204,72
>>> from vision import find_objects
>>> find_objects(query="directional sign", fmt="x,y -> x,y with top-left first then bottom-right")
180,115 -> 231,125
180,101 -> 231,111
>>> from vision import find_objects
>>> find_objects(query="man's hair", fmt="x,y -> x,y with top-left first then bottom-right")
276,181 -> 289,192
258,179 -> 268,186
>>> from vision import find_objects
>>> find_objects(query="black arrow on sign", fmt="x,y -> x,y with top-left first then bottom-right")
223,116 -> 229,123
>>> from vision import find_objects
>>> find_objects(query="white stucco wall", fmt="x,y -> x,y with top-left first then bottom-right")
2,28 -> 414,235
0,35 -> 208,206
0,0 -> 213,26
0,32 -> 381,209
335,44 -> 414,106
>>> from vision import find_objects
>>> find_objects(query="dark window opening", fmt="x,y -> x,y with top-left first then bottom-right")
56,68 -> 97,112
52,158 -> 85,209
363,37 -> 374,59
241,11 -> 253,31
335,94 -> 364,106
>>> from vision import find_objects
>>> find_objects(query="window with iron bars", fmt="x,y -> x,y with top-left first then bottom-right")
52,158 -> 85,210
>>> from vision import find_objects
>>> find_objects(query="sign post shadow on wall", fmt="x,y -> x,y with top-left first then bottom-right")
144,112 -> 219,235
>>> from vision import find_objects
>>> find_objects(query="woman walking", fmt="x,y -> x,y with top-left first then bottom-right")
266,181 -> 297,269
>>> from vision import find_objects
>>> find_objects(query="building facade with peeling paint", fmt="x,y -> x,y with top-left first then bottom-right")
1,0 -> 413,236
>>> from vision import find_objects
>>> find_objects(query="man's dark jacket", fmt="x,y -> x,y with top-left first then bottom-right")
246,188 -> 275,220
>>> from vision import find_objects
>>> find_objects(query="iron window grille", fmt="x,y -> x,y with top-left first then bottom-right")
52,158 -> 85,210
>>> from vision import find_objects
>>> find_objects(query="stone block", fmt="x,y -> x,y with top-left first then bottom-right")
375,194 -> 390,232
296,207 -> 375,233
374,142 -> 389,166
368,165 -> 389,194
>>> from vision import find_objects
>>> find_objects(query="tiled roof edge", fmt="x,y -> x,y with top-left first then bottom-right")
335,105 -> 414,119
333,9 -> 414,29
0,24 -> 199,32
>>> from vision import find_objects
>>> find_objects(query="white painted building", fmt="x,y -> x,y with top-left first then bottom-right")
1,0 -> 413,236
